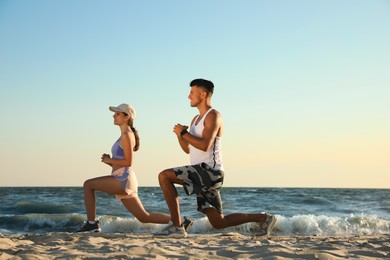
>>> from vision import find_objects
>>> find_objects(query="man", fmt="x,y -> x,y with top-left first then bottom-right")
157,79 -> 276,238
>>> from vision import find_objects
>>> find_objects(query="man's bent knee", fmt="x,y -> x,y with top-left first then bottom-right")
158,169 -> 174,183
159,169 -> 185,187
205,209 -> 227,229
158,170 -> 167,183
208,219 -> 227,229
83,179 -> 91,189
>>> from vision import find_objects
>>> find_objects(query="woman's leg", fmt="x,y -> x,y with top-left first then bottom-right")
121,196 -> 171,224
83,175 -> 127,221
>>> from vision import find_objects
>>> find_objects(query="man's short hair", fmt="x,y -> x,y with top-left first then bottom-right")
190,78 -> 214,93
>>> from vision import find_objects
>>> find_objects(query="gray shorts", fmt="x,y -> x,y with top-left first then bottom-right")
173,163 -> 224,214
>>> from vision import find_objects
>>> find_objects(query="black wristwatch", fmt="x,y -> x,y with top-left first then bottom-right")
180,129 -> 188,136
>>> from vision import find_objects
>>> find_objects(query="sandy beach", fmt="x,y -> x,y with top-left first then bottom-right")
0,232 -> 388,259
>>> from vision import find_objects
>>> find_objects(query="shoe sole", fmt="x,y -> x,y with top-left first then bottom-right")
266,216 -> 277,235
154,232 -> 188,238
78,228 -> 101,233
258,216 -> 277,236
164,233 -> 188,238
184,221 -> 194,232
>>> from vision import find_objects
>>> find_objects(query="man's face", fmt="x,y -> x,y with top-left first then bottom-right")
188,86 -> 204,107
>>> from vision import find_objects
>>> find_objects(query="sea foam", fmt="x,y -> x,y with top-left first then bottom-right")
99,214 -> 390,236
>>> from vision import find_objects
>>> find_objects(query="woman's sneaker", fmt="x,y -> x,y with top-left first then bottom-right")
182,216 -> 194,233
258,214 -> 276,236
77,220 -> 101,232
155,221 -> 187,238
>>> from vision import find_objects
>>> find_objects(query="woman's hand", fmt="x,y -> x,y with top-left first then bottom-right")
101,153 -> 112,165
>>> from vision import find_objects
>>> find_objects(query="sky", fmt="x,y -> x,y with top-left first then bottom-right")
0,0 -> 389,188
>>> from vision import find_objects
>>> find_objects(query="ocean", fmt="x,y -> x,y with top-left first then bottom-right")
0,187 -> 389,236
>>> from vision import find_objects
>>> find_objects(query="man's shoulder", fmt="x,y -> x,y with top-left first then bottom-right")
209,108 -> 222,118
205,109 -> 222,124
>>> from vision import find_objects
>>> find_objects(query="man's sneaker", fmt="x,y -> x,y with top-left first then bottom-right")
77,220 -> 101,232
182,216 -> 194,233
155,221 -> 187,238
258,214 -> 276,236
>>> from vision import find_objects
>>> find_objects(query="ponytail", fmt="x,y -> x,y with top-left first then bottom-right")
128,120 -> 140,151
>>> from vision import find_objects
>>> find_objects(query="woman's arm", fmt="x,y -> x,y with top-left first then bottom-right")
101,132 -> 133,167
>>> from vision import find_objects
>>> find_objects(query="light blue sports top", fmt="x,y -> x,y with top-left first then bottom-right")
112,137 -> 125,159
111,137 -> 130,174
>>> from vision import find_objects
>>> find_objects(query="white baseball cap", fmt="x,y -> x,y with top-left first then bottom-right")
109,103 -> 136,120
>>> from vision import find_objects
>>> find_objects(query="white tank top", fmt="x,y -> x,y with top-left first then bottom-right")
189,108 -> 224,171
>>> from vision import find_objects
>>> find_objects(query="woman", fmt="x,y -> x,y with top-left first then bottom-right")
78,103 -> 192,232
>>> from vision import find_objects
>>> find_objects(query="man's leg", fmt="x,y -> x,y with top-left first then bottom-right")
204,208 -> 267,229
158,168 -> 185,227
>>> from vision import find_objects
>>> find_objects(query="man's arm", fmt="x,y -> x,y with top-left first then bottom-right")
175,124 -> 190,154
179,110 -> 222,152
173,116 -> 198,154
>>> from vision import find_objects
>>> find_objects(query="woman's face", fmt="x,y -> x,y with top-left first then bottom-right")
113,112 -> 128,125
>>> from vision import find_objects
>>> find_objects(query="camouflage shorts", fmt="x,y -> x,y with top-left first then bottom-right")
173,163 -> 224,214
